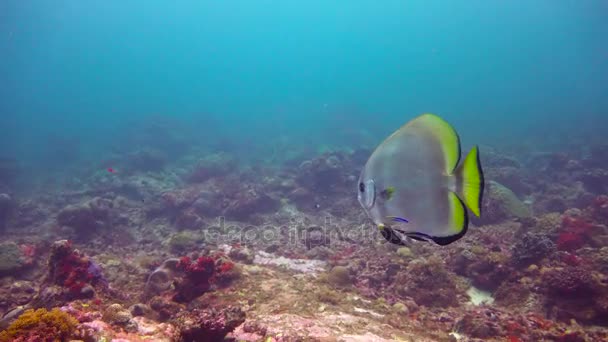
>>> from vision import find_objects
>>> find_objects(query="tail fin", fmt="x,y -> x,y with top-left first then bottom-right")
454,146 -> 484,217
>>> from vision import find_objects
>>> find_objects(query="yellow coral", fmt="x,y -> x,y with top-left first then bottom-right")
0,308 -> 78,342
487,251 -> 508,264
469,245 -> 487,255
536,212 -> 562,234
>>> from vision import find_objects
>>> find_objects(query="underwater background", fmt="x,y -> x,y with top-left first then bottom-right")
1,1 -> 608,341
2,0 -> 608,185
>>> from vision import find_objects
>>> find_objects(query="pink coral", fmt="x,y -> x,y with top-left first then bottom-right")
556,216 -> 594,251
556,232 -> 584,251
172,255 -> 237,302
48,240 -> 105,296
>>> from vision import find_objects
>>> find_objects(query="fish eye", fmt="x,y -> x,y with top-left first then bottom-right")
358,179 -> 376,210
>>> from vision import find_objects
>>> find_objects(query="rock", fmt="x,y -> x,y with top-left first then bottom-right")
144,258 -> 181,299
56,197 -> 114,233
174,209 -> 204,230
584,144 -> 608,168
173,306 -> 246,342
486,166 -> 532,195
327,266 -> 353,288
0,242 -> 27,275
288,187 -> 314,207
129,303 -> 151,317
224,188 -> 279,221
385,263 -> 401,278
229,247 -> 254,264
0,281 -> 36,315
241,320 -> 268,336
578,168 -> 608,194
186,153 -> 237,183
0,305 -> 26,330
103,303 -> 138,332
168,231 -> 202,253
302,226 -> 330,249
392,302 -> 409,315
394,257 -> 462,307
79,284 -> 95,299
295,153 -> 350,193
244,265 -> 263,275
396,247 -> 412,258
459,309 -> 503,338
149,296 -> 181,321
192,191 -> 224,217
253,251 -> 326,274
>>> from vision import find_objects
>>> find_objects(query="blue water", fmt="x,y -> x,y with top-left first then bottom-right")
1,1 -> 607,185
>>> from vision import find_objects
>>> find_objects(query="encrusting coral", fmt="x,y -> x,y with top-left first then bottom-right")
0,308 -> 78,342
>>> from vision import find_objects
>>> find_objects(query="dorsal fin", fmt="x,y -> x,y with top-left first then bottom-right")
406,113 -> 461,174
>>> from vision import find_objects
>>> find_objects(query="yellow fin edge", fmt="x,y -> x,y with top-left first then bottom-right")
413,113 -> 461,174
448,191 -> 467,234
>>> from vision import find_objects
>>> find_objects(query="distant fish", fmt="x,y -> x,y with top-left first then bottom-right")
107,168 -> 116,173
357,114 -> 484,246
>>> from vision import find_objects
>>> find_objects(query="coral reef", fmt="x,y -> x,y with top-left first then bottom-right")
578,168 -> 608,194
223,187 -> 279,221
186,152 -> 236,183
540,265 -> 608,324
451,246 -> 511,291
173,256 -> 216,302
167,231 -> 203,253
556,212 -> 595,251
511,232 -> 555,267
46,240 -> 106,299
144,258 -> 180,300
326,266 -> 353,288
290,151 -> 357,210
0,281 -> 36,316
3,137 -> 608,341
102,303 -> 138,332
145,254 -> 239,303
173,306 -> 245,342
0,242 -> 30,275
393,256 -> 462,307
56,197 -> 115,236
